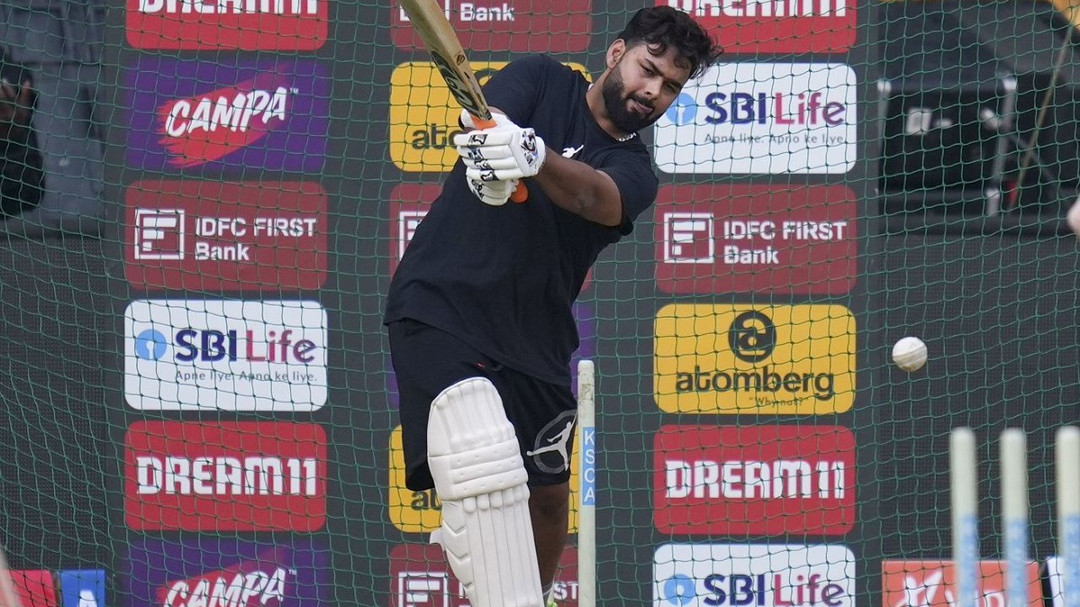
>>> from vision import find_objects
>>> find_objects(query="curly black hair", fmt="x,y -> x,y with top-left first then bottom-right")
616,6 -> 724,80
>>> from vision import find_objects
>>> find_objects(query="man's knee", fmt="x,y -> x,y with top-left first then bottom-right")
428,377 -> 545,607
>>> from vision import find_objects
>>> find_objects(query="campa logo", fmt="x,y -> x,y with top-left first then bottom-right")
126,58 -> 330,173
158,78 -> 293,167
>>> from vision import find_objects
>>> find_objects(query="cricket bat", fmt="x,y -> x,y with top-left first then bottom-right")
399,0 -> 528,202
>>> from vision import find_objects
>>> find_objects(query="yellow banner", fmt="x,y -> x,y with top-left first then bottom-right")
654,304 -> 856,414
388,425 -> 581,533
389,61 -> 591,173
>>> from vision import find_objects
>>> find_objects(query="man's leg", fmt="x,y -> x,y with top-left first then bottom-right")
428,376 -> 545,607
529,482 -> 570,592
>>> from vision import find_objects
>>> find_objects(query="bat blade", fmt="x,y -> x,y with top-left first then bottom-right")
399,0 -> 528,202
398,0 -> 491,122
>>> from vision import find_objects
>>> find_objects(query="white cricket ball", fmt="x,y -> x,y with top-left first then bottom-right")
1068,195 -> 1080,238
892,336 -> 927,372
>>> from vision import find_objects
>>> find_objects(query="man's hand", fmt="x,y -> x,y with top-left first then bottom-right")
0,78 -> 34,141
465,174 -> 520,207
453,114 -> 547,182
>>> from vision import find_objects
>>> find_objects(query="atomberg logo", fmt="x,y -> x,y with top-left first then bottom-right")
126,58 -> 329,173
124,300 -> 328,411
157,74 -> 293,168
157,547 -> 291,607
654,304 -> 856,414
654,63 -> 857,174
125,538 -> 328,607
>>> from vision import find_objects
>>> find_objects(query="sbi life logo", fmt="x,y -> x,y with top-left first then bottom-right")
654,544 -> 855,607
134,327 -> 317,363
665,93 -> 699,126
664,89 -> 847,126
659,572 -> 848,606
136,329 -> 168,360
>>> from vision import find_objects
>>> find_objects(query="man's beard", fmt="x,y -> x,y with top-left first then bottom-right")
602,63 -> 658,135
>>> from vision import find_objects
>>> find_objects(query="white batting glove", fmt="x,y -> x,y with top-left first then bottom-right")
465,174 -> 520,206
453,119 -> 547,182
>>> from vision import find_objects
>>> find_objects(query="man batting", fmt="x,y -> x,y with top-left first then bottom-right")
384,7 -> 722,606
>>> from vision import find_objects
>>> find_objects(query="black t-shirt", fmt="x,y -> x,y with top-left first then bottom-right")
384,55 -> 658,386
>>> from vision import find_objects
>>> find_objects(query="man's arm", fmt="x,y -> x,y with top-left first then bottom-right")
533,153 -> 624,227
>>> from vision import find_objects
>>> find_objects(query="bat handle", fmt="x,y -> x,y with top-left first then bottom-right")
474,115 -> 529,203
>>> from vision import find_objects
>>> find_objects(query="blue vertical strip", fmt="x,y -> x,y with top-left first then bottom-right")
1004,519 -> 1029,607
582,426 -> 596,507
956,514 -> 981,607
1064,514 -> 1080,607
58,570 -> 105,607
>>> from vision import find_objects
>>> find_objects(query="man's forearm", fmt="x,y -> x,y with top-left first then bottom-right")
533,153 -> 623,227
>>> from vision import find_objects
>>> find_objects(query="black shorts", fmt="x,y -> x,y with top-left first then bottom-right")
388,319 -> 577,492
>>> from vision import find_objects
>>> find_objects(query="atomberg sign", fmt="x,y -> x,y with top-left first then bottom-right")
124,299 -> 328,411
125,180 -> 328,291
654,304 -> 856,414
127,0 -> 329,51
126,57 -> 329,172
125,421 -> 328,532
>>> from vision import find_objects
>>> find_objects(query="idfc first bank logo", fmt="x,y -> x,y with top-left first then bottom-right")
126,57 -> 329,173
125,300 -> 328,411
654,63 -> 856,175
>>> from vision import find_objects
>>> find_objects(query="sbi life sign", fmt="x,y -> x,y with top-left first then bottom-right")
653,544 -> 855,607
124,300 -> 328,411
653,63 -> 857,174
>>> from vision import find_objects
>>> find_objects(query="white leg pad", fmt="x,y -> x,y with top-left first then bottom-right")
427,377 -> 544,607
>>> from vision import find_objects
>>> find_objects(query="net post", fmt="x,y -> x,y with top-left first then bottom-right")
1056,426 -> 1080,607
577,359 -> 596,607
951,427 -> 980,607
1000,428 -> 1029,607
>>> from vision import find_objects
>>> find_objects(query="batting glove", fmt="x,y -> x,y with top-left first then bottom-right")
465,174 -> 520,207
454,117 -> 547,182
